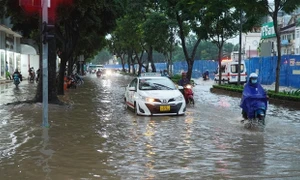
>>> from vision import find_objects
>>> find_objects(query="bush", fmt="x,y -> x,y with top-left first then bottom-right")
212,84 -> 300,102
171,74 -> 195,85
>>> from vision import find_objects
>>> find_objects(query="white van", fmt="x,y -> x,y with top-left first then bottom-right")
214,60 -> 247,84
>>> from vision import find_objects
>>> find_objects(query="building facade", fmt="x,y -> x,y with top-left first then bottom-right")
242,30 -> 261,58
0,25 -> 22,79
260,12 -> 300,57
0,16 -> 40,80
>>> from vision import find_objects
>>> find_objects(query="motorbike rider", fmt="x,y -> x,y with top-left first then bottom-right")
240,73 -> 267,119
178,72 -> 190,87
29,67 -> 35,80
161,69 -> 170,78
203,70 -> 209,80
12,69 -> 23,82
177,72 -> 192,101
96,69 -> 101,76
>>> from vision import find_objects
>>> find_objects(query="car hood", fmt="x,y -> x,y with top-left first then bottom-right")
139,90 -> 182,99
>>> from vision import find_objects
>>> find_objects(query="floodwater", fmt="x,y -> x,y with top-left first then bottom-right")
1,74 -> 300,179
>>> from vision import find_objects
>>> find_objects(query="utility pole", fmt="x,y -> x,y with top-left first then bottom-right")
42,0 -> 49,127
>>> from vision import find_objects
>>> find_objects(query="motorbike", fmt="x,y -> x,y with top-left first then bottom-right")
202,71 -> 209,81
96,70 -> 102,77
29,71 -> 35,83
203,74 -> 209,81
13,74 -> 21,88
183,84 -> 194,105
240,94 -> 268,128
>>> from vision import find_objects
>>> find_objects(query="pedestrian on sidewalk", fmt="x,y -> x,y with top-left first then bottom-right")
5,61 -> 11,80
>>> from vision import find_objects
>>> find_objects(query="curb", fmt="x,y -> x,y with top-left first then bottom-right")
0,80 -> 13,84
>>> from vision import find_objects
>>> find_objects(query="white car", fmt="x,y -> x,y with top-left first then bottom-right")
124,73 -> 186,116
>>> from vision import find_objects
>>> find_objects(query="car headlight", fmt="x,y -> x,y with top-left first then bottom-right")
185,84 -> 192,89
174,95 -> 184,101
140,95 -> 155,103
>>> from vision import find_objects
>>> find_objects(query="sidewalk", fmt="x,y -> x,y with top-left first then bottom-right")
0,78 -> 13,84
262,83 -> 298,92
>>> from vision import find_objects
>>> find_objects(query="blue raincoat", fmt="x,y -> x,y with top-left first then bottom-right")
240,82 -> 268,119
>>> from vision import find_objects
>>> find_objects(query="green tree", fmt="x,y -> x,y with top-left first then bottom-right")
159,0 -> 208,80
203,0 -> 264,84
107,33 -> 128,72
92,49 -> 113,65
142,12 -> 173,72
54,0 -> 121,95
3,0 -> 122,99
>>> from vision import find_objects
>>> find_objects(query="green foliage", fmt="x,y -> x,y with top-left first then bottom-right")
91,49 -> 113,65
171,74 -> 195,85
212,84 -> 243,93
268,89 -> 300,97
142,12 -> 171,53
212,84 -> 300,101
170,74 -> 182,84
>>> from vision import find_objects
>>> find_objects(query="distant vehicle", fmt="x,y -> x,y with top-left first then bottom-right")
214,59 -> 247,84
101,68 -> 112,77
124,73 -> 186,116
89,64 -> 104,74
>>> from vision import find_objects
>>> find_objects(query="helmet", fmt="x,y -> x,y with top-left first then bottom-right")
182,72 -> 187,76
249,73 -> 258,84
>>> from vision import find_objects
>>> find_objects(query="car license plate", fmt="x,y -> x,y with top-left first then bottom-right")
160,105 -> 170,111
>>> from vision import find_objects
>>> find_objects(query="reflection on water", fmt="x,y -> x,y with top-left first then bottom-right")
234,133 -> 266,178
0,75 -> 300,179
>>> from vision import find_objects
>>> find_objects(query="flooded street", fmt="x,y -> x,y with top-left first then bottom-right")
1,74 -> 300,179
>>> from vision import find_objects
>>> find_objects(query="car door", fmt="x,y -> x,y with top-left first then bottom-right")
126,78 -> 138,107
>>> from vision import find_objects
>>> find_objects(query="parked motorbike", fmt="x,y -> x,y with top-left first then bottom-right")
240,96 -> 268,128
183,84 -> 194,105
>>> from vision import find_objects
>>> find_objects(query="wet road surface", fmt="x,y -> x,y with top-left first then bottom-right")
0,74 -> 300,179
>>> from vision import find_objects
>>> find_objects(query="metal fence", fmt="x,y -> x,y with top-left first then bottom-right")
105,55 -> 300,89
245,55 -> 300,88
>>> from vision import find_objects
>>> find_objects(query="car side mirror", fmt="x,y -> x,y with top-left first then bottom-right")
128,87 -> 136,91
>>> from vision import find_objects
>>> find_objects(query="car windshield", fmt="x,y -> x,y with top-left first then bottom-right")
139,78 -> 176,90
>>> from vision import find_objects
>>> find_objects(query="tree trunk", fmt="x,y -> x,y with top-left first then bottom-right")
76,61 -> 80,74
176,12 -> 200,81
186,58 -> 193,80
68,58 -> 75,75
127,50 -> 131,73
218,46 -> 223,85
274,18 -> 281,93
120,53 -> 126,73
48,34 -> 59,103
35,43 -> 43,102
138,60 -> 143,76
148,46 -> 156,72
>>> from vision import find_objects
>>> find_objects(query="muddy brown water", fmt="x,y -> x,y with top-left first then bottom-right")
0,75 -> 300,179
